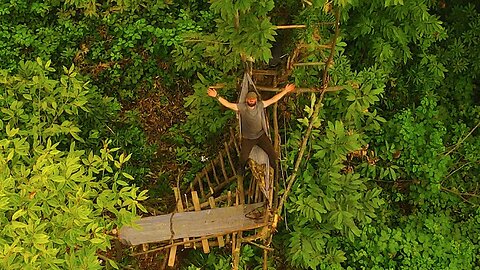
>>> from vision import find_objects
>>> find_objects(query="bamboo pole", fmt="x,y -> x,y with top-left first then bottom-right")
198,175 -> 206,198
242,231 -> 266,242
184,194 -> 229,211
203,175 -> 237,198
293,61 -> 326,66
225,143 -> 237,175
274,25 -> 307,29
232,232 -> 243,270
230,128 -> 241,155
211,160 -> 221,185
247,177 -> 253,204
219,151 -> 229,182
236,174 -> 245,205
256,85 -> 344,93
204,168 -> 214,195
252,69 -> 278,75
226,191 -> 232,244
187,173 -> 201,193
246,240 -> 274,251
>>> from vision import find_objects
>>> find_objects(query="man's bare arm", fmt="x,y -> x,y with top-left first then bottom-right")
207,87 -> 238,111
263,83 -> 295,108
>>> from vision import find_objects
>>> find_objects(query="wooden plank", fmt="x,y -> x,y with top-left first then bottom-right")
168,246 -> 177,267
208,197 -> 225,247
119,203 -> 267,246
192,191 -> 210,253
227,191 -> 232,206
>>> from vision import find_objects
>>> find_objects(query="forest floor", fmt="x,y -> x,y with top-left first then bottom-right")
121,83 -> 191,269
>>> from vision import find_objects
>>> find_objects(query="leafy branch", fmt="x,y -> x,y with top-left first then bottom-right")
278,8 -> 341,215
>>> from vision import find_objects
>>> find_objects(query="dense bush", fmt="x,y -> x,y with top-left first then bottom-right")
0,59 -> 147,269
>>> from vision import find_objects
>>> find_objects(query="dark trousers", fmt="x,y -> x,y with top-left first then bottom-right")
238,133 -> 278,175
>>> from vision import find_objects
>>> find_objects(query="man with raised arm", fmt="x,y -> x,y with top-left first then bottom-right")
207,84 -> 295,176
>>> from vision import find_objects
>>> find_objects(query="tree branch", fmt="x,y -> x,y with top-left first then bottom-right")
445,120 -> 480,156
277,9 -> 341,215
441,186 -> 479,206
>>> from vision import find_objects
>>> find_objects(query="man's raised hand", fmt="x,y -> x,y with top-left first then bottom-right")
207,87 -> 217,98
285,83 -> 295,93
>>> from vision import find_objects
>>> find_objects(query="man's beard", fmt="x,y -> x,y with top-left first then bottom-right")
247,102 -> 256,107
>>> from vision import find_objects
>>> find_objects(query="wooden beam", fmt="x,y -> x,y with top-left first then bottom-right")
256,85 -> 344,93
293,61 -> 326,67
252,69 -> 278,76
274,25 -> 306,29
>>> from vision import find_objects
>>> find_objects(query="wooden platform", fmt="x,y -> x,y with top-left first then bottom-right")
119,203 -> 266,246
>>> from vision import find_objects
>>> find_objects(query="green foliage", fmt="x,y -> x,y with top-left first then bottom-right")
0,59 -> 146,269
345,0 -> 446,73
284,76 -> 385,268
183,245 -> 268,270
181,75 -> 237,144
210,0 -> 276,62
369,95 -> 451,197
345,210 -> 479,270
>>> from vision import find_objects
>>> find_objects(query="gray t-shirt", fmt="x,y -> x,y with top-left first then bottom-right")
238,101 -> 265,139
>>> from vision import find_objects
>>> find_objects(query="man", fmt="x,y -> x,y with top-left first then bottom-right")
207,83 -> 295,176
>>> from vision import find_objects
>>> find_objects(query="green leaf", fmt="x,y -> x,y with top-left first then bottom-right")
11,209 -> 27,221
117,180 -> 128,186
122,172 -> 134,180
6,124 -> 19,137
90,238 -> 104,244
108,259 -> 119,270
33,234 -> 49,245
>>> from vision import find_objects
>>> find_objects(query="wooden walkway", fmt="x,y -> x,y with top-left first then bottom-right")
119,202 -> 265,246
